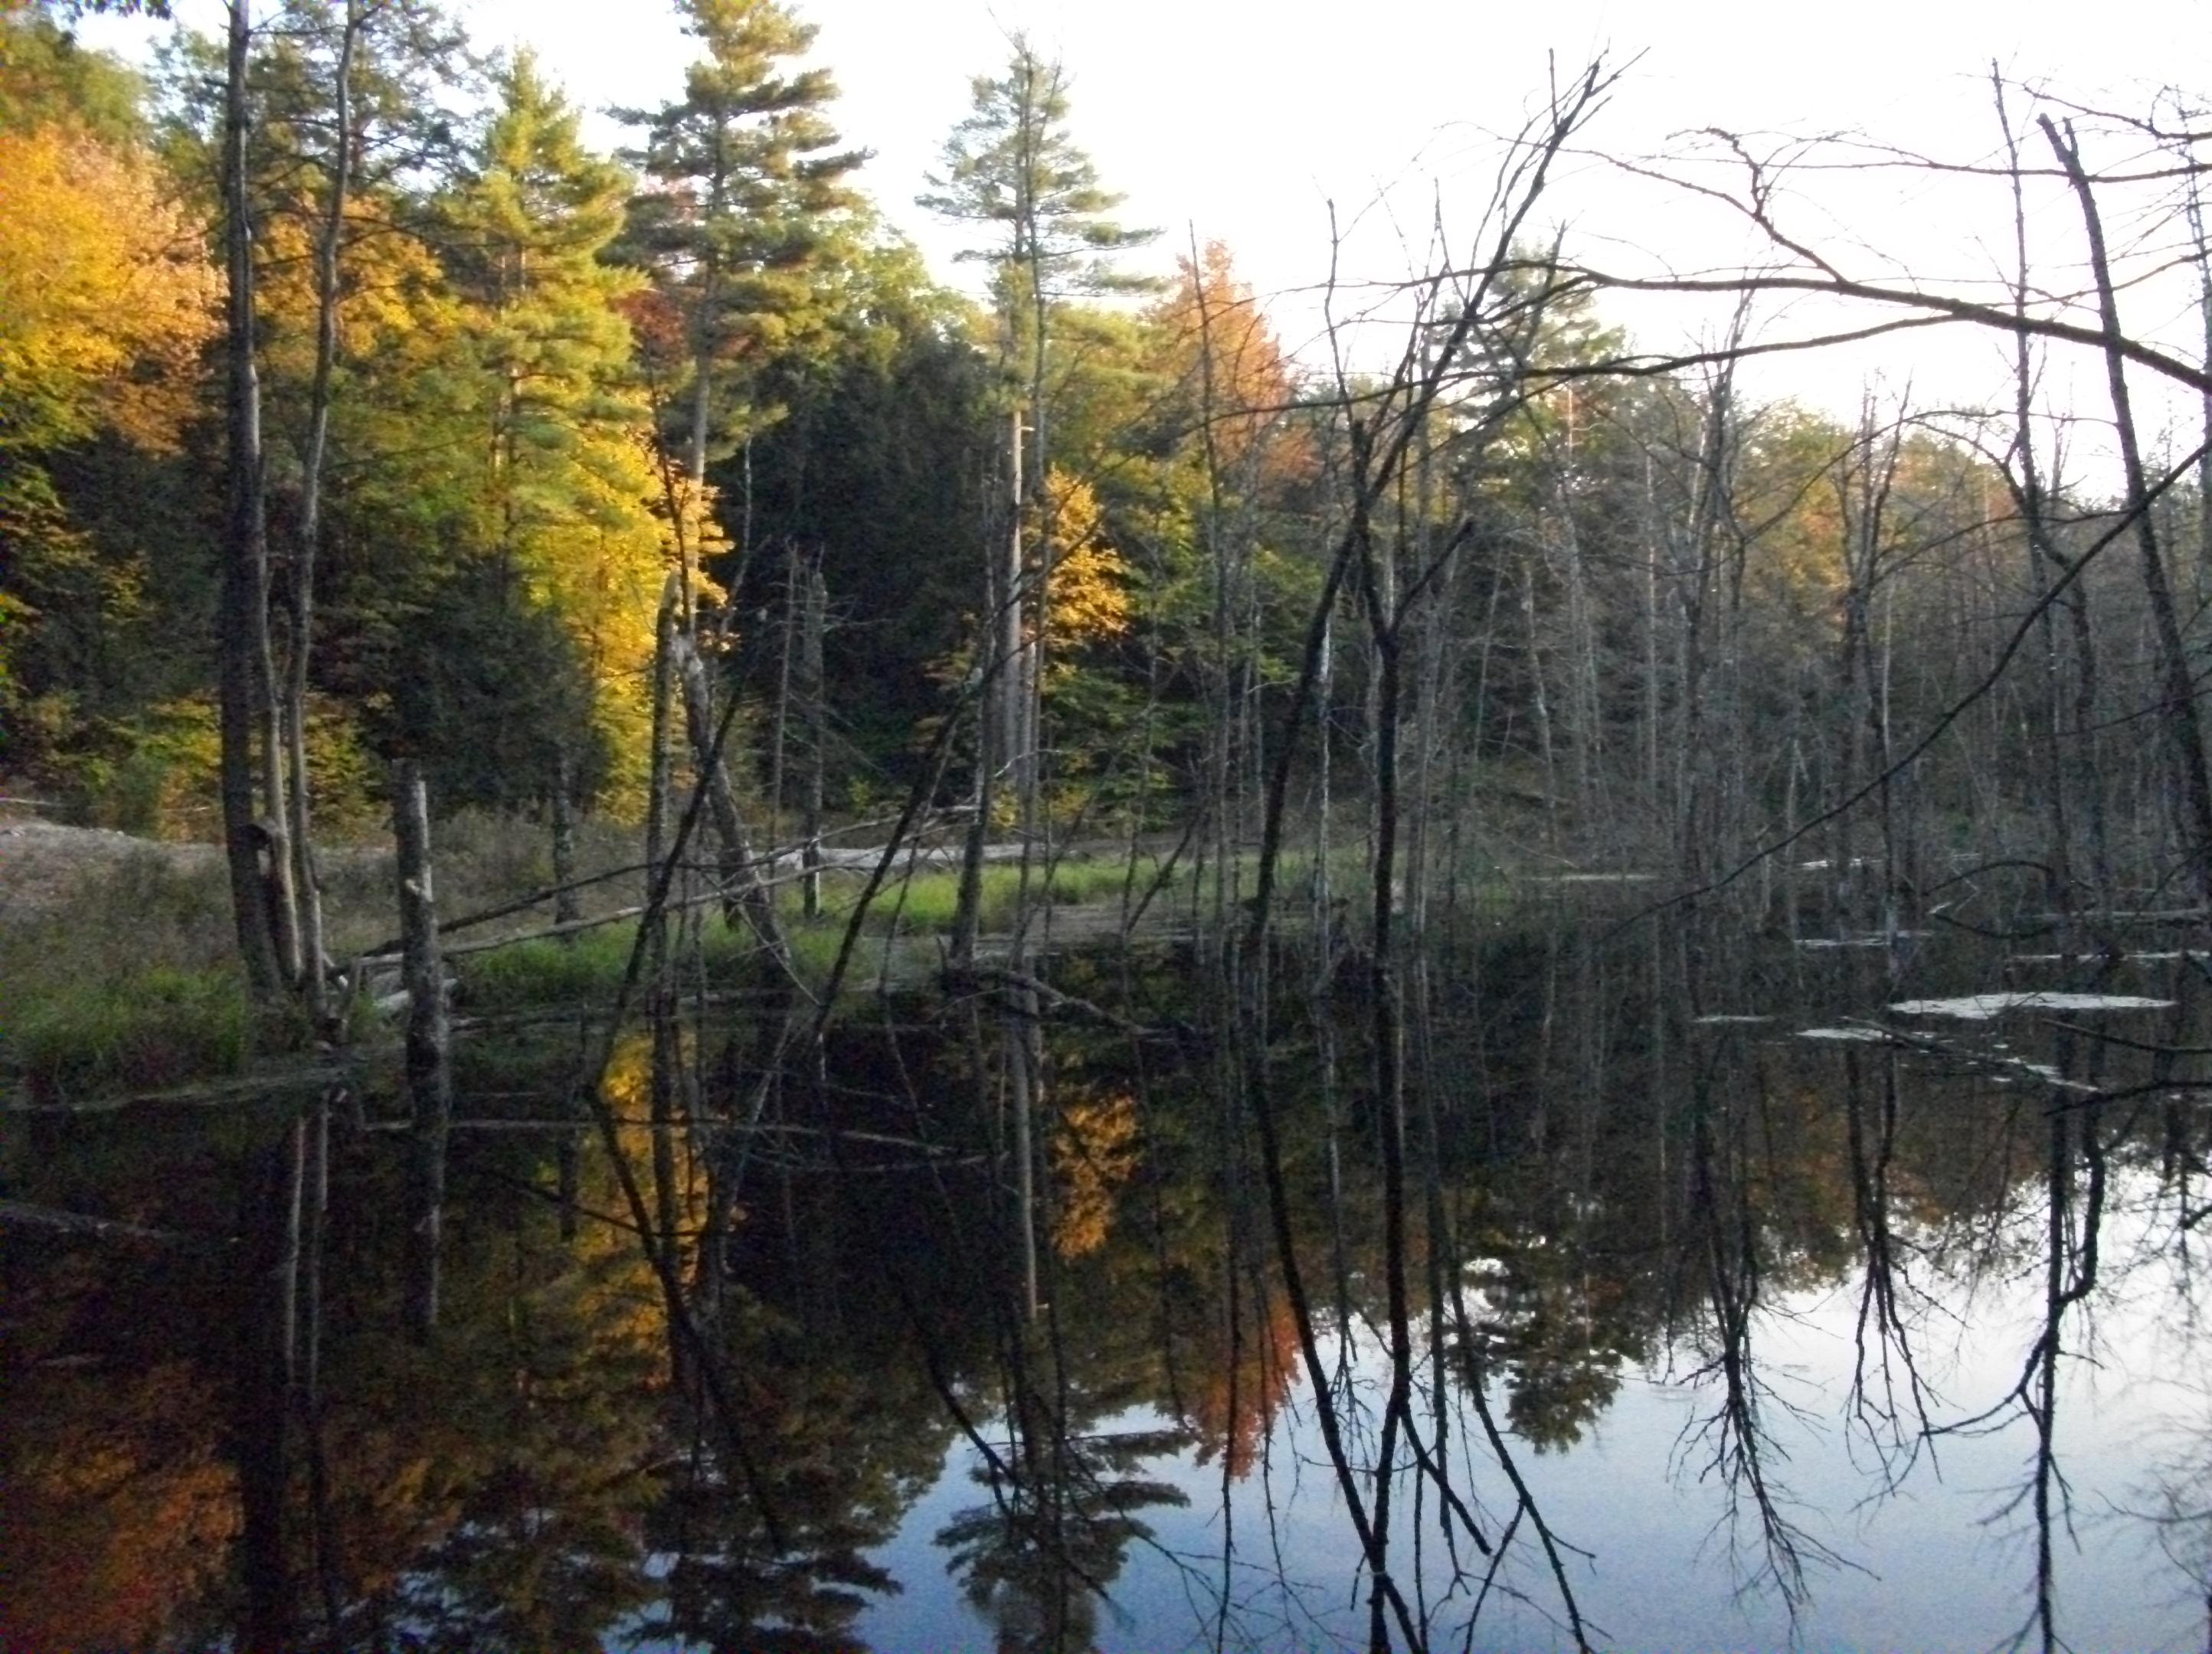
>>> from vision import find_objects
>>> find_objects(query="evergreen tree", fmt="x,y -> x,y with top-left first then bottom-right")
617,0 -> 865,498
918,31 -> 1155,377
921,39 -> 1153,901
430,51 -> 667,812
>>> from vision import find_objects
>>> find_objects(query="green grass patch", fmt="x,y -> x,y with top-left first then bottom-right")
5,967 -> 250,1103
453,911 -> 790,1012
446,851 -> 1200,1012
455,923 -> 642,1012
788,853 -> 1187,938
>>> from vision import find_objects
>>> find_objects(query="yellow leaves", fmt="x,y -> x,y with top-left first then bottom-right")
0,1357 -> 237,1653
1033,466 -> 1131,649
599,1027 -> 712,1280
0,121 -> 216,455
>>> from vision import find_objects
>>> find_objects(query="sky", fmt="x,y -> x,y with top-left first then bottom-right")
81,0 -> 2212,436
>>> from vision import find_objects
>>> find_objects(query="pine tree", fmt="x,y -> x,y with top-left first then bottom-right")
921,38 -> 1153,942
617,0 -> 864,497
918,33 -> 1154,397
427,51 -> 669,815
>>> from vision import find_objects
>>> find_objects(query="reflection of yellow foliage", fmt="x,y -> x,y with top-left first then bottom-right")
1049,1087 -> 1140,1260
600,1028 -> 711,1276
0,1356 -> 237,1652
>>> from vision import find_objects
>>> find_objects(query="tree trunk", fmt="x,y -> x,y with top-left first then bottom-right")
800,553 -> 826,920
283,1 -> 357,1023
2047,116 -> 2212,907
674,632 -> 785,959
550,747 -> 581,931
219,0 -> 283,1002
394,761 -> 450,1340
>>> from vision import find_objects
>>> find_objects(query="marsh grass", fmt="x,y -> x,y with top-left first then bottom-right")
1,853 -> 251,1101
794,852 -> 1186,937
2,824 -> 1207,1094
8,968 -> 252,1103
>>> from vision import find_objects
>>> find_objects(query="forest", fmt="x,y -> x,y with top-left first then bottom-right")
8,0 -> 2212,1650
8,0 -> 2212,968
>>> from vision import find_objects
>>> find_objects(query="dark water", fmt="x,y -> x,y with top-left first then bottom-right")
7,907 -> 2212,1652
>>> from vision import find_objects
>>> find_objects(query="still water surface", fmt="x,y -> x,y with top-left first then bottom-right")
7,906 -> 2210,1652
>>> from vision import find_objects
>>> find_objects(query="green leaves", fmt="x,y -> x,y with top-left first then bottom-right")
617,0 -> 866,472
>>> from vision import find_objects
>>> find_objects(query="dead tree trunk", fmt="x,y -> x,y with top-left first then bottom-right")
2046,116 -> 2212,907
218,0 -> 285,1003
954,410 -> 1023,965
394,761 -> 451,1340
549,747 -> 581,931
281,0 -> 358,1024
674,632 -> 786,960
800,552 -> 826,920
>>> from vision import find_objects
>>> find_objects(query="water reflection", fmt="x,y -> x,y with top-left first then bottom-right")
5,912 -> 2211,1650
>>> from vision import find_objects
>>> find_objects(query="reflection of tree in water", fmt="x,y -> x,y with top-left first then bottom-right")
646,1308 -> 951,1654
1186,1289 -> 1299,1479
0,1289 -> 236,1652
937,1416 -> 1190,1654
2140,1400 -> 2212,1646
1451,1231 -> 1642,1455
1049,1087 -> 1141,1263
652,1435 -> 900,1654
19,927 -> 2212,1649
1674,1066 -> 1849,1615
345,1120 -> 672,1649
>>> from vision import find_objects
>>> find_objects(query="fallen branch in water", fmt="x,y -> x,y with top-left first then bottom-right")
0,1198 -> 231,1248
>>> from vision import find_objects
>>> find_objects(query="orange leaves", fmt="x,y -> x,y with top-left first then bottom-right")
1147,240 -> 1311,487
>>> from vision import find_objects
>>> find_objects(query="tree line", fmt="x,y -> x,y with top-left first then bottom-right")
8,0 -> 2212,1004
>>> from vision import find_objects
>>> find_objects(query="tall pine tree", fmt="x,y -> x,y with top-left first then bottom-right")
418,51 -> 668,816
618,0 -> 864,515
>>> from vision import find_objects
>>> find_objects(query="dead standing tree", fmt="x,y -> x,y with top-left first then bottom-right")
218,0 -> 290,1003
1236,58 -> 1626,1652
1566,100 -> 2212,906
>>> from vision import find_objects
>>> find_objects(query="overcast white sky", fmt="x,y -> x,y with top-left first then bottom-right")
84,0 -> 2212,434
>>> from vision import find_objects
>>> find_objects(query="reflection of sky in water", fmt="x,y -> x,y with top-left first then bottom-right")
859,1169 -> 2209,1652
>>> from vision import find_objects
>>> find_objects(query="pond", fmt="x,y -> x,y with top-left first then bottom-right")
6,900 -> 2210,1652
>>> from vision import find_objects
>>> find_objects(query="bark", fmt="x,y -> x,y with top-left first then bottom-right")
954,411 -> 1022,964
283,0 -> 357,1021
233,1120 -> 303,1654
800,554 -> 826,920
674,630 -> 785,958
645,577 -> 676,914
549,747 -> 581,930
2045,116 -> 2212,907
394,761 -> 450,1340
219,0 -> 283,1002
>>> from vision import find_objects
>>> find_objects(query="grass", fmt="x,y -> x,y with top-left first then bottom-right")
0,814 -> 644,1099
456,924 -> 645,1013
0,817 -> 1203,1093
0,851 -> 253,1103
794,852 -> 1187,937
6,966 -> 251,1103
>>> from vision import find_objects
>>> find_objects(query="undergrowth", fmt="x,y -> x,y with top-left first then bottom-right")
2,826 -> 1206,1093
